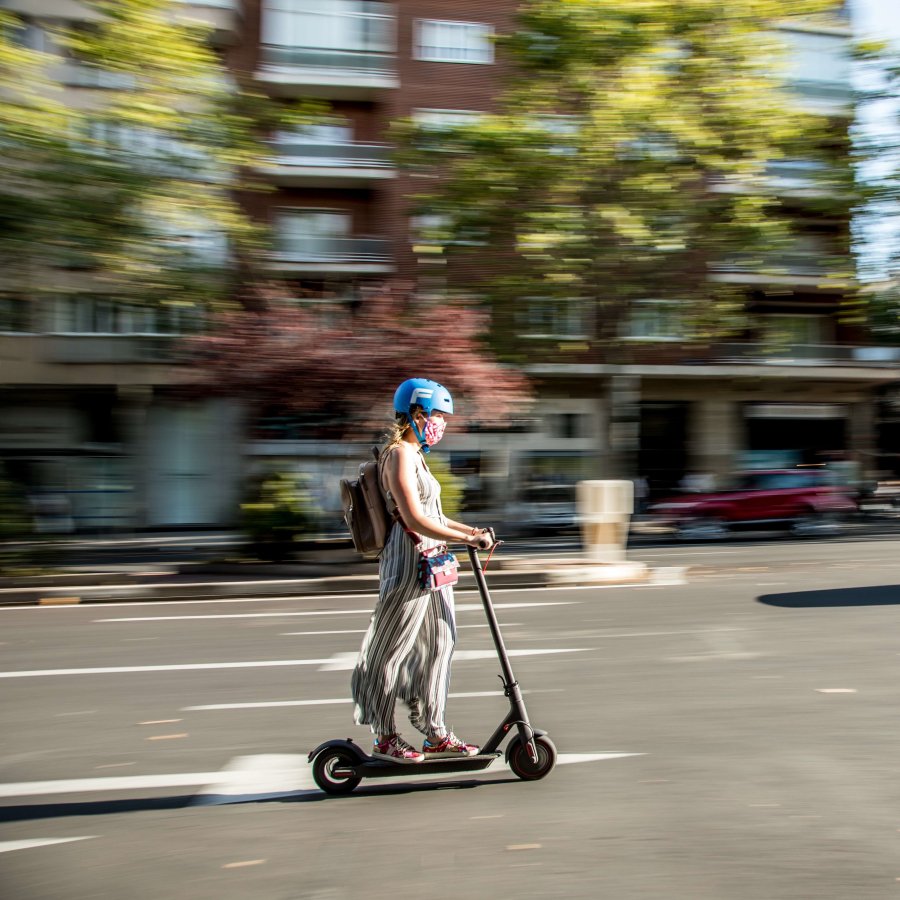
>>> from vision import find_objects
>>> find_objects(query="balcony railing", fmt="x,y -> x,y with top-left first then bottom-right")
177,0 -> 242,43
0,334 -> 179,367
710,252 -> 850,279
715,343 -> 900,367
261,46 -> 394,75
269,139 -> 392,168
273,235 -> 392,270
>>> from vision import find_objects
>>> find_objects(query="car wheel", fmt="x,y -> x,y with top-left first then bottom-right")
676,516 -> 729,541
790,510 -> 843,538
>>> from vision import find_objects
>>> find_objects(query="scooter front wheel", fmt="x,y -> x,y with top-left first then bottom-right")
312,747 -> 362,795
508,735 -> 557,781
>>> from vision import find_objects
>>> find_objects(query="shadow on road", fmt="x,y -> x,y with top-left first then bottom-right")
758,584 -> 900,608
0,777 -> 521,822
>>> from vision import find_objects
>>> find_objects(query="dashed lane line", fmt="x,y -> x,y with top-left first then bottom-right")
181,689 -> 557,712
91,602 -> 577,623
0,647 -> 592,679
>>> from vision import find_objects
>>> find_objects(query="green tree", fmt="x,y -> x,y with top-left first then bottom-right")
852,39 -> 900,338
396,0 -> 852,358
0,0 -> 320,322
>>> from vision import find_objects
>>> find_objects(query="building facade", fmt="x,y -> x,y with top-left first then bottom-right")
240,0 -> 899,509
2,0 -> 898,530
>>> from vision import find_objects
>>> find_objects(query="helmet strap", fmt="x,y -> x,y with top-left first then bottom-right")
408,413 -> 430,454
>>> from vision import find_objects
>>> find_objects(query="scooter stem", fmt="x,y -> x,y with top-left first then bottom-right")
467,545 -> 517,691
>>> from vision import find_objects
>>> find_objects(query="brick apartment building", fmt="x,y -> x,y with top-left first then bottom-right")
238,0 -> 900,509
2,0 -> 899,531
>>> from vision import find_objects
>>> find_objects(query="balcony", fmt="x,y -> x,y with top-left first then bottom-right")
256,3 -> 397,99
262,138 -> 394,187
710,159 -> 843,200
709,251 -> 853,289
715,343 -> 900,368
619,341 -> 900,370
0,334 -> 179,385
270,235 -> 393,275
175,0 -> 242,46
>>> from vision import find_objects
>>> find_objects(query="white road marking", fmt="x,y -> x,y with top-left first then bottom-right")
281,629 -> 366,636
0,837 -> 96,854
0,772 -> 225,798
98,610 -> 375,622
318,648 -> 592,672
592,628 -> 744,639
816,688 -> 857,694
195,751 -> 643,804
280,623 -> 521,636
0,646 -> 591,680
0,660 -> 336,679
93,602 -> 575,623
0,750 -> 642,803
668,628 -> 762,662
193,754 -> 314,804
182,689 -> 547,712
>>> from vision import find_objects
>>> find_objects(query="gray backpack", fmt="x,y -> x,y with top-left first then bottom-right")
339,447 -> 392,558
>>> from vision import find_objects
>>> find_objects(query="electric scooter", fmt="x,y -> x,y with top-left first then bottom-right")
308,540 -> 557,795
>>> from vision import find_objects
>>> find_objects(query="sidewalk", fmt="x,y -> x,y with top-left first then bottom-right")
0,534 -> 664,606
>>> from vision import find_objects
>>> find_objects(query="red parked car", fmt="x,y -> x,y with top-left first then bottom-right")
645,469 -> 857,540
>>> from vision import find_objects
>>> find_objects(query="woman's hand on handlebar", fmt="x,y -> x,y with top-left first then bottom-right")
465,528 -> 494,551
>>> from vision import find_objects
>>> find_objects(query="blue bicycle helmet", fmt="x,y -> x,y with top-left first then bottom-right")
393,378 -> 454,452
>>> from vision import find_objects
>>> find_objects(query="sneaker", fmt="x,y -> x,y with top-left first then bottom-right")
372,734 -> 425,764
407,698 -> 426,735
422,731 -> 479,759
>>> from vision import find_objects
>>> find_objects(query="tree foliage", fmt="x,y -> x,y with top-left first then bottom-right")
181,281 -> 531,437
0,0 -> 320,318
395,0 -> 852,357
852,37 -> 900,337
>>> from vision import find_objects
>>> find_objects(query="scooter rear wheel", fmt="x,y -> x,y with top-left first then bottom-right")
312,747 -> 362,795
508,735 -> 557,781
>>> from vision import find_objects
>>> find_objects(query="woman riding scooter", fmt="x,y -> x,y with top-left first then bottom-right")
351,378 -> 494,763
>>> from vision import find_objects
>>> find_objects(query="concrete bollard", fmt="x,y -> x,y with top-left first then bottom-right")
576,480 -> 634,563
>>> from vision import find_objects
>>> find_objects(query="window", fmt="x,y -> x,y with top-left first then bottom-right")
11,23 -> 49,52
521,299 -> 589,340
413,108 -> 485,129
275,208 -> 353,257
759,314 -> 831,347
780,29 -> 850,88
42,297 -> 195,335
277,120 -> 353,145
0,297 -> 29,333
411,213 -> 486,249
414,20 -> 493,64
261,0 -> 394,54
626,300 -> 686,341
277,209 -> 351,239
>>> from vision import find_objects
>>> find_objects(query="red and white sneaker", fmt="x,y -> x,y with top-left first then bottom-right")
422,731 -> 479,758
372,734 -> 425,764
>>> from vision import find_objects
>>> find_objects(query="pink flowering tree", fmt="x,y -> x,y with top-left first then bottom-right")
181,281 -> 531,439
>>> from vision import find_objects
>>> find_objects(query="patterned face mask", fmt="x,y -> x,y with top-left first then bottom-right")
423,416 -> 446,447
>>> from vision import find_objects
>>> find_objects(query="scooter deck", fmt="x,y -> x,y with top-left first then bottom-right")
353,752 -> 501,779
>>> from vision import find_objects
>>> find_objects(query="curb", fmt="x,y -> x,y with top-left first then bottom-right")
0,564 -> 685,607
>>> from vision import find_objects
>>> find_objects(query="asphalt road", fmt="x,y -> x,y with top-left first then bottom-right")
2,536 -> 900,899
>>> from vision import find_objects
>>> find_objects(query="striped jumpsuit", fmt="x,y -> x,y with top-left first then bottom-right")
351,447 -> 457,737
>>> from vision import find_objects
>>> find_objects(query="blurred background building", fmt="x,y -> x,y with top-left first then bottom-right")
2,0 -> 898,532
